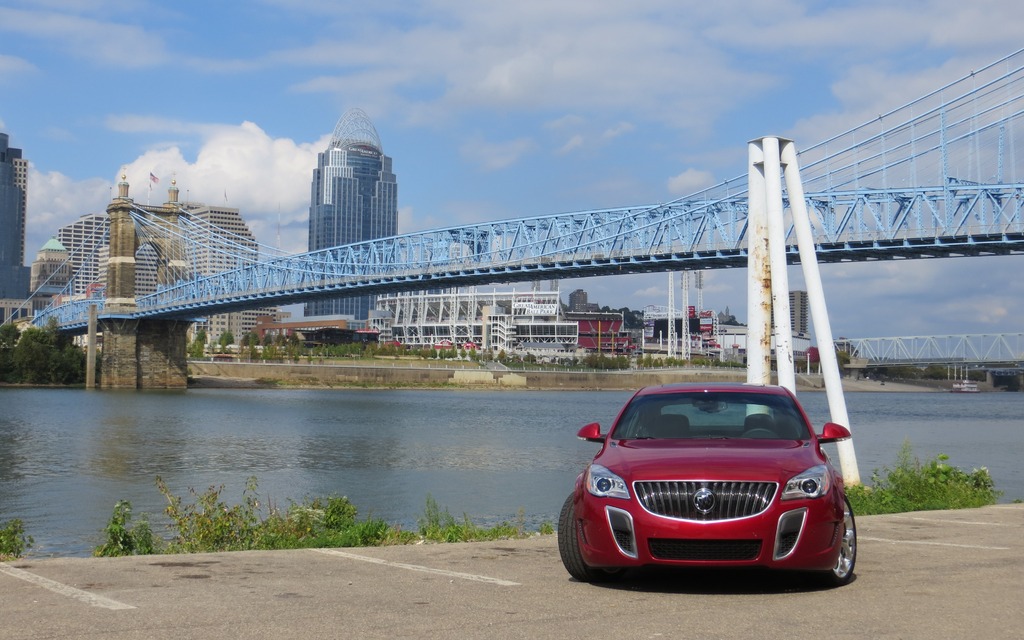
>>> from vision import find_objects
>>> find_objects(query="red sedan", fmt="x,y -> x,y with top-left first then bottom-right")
558,383 -> 857,587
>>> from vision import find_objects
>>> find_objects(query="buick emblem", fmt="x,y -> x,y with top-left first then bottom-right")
693,488 -> 716,514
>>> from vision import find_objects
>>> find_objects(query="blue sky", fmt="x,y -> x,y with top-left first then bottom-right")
2,0 -> 1024,338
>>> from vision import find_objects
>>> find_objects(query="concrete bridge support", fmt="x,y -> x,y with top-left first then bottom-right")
99,176 -> 191,389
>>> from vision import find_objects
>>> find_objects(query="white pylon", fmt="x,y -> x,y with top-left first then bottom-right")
667,272 -> 676,358
748,136 -> 861,486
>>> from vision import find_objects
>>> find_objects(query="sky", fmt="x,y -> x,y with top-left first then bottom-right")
2,0 -> 1024,339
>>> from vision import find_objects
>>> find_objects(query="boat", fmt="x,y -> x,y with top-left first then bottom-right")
950,379 -> 980,393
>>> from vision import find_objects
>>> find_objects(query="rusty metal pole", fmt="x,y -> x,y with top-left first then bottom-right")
746,140 -> 772,385
761,137 -> 796,393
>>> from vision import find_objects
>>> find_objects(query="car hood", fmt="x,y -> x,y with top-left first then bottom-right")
595,439 -> 825,483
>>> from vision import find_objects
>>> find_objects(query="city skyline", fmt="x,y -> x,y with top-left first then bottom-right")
3,2 -> 1024,338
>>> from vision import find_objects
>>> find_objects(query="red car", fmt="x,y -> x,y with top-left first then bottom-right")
558,383 -> 857,587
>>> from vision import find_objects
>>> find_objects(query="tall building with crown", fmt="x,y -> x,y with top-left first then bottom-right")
0,132 -> 29,301
305,109 -> 397,320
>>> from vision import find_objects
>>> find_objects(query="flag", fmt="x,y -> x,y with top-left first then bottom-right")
150,172 -> 159,184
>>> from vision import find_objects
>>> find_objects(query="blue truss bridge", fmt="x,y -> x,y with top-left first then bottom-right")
845,333 -> 1024,367
33,49 -> 1024,334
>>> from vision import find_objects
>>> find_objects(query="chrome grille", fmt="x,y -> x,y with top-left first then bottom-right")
634,481 -> 777,521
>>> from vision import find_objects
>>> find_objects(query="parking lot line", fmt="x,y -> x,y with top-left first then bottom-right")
0,564 -> 135,610
860,536 -> 1010,551
311,549 -> 521,586
887,515 -> 1014,527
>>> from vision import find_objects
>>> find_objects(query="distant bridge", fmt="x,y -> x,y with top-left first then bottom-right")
844,333 -> 1024,367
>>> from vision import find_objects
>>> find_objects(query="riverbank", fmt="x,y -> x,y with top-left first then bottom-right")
187,360 -> 942,392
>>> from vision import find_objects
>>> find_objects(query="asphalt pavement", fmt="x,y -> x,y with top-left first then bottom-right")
2,503 -> 1022,639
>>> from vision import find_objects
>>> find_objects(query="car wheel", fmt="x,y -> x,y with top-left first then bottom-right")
816,495 -> 857,587
557,494 -> 624,583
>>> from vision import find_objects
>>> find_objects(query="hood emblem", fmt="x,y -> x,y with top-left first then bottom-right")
693,487 -> 716,514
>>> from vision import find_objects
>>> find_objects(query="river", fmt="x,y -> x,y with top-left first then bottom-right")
1,387 -> 1021,557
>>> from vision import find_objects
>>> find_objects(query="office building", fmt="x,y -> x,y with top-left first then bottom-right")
306,108 -> 397,320
29,238 -> 73,307
55,213 -> 109,296
789,290 -> 810,335
0,132 -> 29,299
179,202 -> 282,346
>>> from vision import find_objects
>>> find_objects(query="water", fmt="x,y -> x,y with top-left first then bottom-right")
1,387 -> 1021,558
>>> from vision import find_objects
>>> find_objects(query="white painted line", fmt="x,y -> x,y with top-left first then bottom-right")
0,563 -> 135,610
889,515 -> 1013,527
312,549 -> 521,586
860,536 -> 1010,551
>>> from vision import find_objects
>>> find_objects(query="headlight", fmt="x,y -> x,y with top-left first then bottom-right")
586,464 -> 630,499
782,465 -> 832,500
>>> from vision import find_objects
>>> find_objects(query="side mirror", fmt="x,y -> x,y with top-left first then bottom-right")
576,422 -> 605,443
817,422 -> 852,443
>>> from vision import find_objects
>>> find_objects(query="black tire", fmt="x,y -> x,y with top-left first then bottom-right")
815,495 -> 857,587
557,493 -> 624,582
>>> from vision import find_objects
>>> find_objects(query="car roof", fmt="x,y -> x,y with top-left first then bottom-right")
632,382 -> 793,398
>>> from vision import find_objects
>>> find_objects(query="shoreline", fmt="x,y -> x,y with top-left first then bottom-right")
186,360 -> 947,393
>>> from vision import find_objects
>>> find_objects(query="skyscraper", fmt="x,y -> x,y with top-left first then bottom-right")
0,132 -> 29,300
789,290 -> 810,335
306,109 -> 397,320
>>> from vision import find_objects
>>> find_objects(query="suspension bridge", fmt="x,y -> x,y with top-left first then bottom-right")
25,49 -> 1024,387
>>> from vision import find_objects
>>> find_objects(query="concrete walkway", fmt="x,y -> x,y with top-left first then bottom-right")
3,503 -> 1022,639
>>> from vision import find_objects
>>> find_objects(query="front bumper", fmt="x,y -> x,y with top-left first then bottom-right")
575,492 -> 844,572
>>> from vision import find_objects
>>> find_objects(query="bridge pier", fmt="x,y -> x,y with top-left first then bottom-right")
100,318 -> 190,389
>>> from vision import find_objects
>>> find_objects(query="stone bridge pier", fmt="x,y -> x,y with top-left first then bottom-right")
100,175 -> 191,389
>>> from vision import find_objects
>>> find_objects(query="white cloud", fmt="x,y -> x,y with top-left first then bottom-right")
26,121 -> 327,257
25,168 -> 111,255
0,6 -> 169,68
556,134 -> 584,155
667,168 -> 716,195
0,54 -> 35,79
459,136 -> 536,172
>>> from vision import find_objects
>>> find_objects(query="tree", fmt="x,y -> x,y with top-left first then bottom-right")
0,323 -> 20,382
217,330 -> 235,353
12,326 -> 55,384
188,329 -> 207,359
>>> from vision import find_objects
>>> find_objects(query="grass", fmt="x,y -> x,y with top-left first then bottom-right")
89,479 -> 550,557
846,440 -> 1002,515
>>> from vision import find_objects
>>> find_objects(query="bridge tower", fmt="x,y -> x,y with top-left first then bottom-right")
99,175 -> 191,389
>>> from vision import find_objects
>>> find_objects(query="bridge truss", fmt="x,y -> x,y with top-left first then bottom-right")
845,333 -> 1024,366
33,48 -> 1024,332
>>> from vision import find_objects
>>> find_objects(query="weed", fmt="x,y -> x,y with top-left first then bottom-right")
0,519 -> 33,560
157,476 -> 263,553
94,500 -> 158,557
846,440 -> 1001,515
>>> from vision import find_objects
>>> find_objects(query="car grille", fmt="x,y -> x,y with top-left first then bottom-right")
648,539 -> 762,561
634,481 -> 777,521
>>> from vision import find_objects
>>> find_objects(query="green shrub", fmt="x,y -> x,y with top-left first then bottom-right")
0,519 -> 33,560
847,440 -> 1001,515
104,479 -> 550,555
94,500 -> 158,557
157,476 -> 263,553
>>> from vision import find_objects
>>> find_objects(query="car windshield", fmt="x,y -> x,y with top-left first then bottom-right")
610,391 -> 811,440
